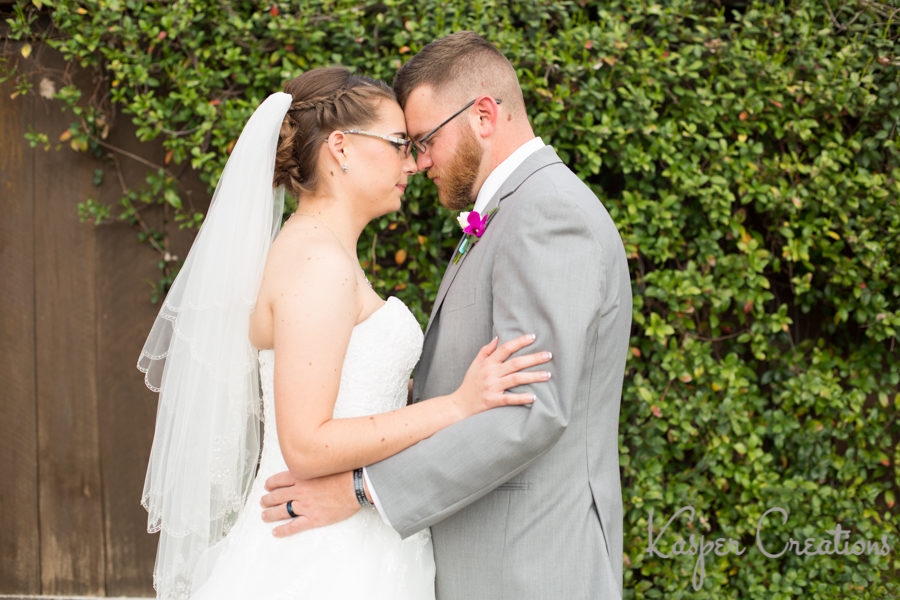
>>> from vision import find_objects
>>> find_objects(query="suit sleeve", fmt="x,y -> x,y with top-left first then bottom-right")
366,190 -> 608,537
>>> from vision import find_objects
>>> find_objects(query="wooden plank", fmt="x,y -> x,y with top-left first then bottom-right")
95,216 -> 160,596
94,128 -> 169,596
0,52 -> 41,596
32,48 -> 106,595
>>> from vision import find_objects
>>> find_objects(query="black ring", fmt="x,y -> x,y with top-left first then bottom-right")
286,499 -> 298,518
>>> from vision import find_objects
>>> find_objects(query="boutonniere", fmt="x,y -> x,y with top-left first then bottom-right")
453,208 -> 498,264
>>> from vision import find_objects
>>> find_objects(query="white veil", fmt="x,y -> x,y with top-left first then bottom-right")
137,92 -> 292,599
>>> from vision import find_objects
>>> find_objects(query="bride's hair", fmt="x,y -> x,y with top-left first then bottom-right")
274,67 -> 395,197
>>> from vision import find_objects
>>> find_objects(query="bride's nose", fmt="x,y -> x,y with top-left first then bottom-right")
402,152 -> 416,175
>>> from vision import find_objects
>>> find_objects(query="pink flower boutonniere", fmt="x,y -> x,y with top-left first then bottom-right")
453,208 -> 498,264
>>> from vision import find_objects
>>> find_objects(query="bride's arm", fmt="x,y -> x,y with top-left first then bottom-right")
270,237 -> 550,481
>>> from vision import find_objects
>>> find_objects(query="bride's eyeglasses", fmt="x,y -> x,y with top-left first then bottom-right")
337,130 -> 413,157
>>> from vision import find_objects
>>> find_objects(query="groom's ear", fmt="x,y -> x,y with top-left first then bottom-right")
471,95 -> 499,139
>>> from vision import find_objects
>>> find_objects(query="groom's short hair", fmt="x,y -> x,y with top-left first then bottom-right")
393,31 -> 525,116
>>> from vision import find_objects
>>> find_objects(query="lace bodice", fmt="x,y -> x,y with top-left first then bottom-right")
256,296 -> 424,472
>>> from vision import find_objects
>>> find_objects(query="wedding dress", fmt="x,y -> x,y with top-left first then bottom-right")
189,296 -> 435,599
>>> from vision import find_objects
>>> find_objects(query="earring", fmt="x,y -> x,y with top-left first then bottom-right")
341,163 -> 349,173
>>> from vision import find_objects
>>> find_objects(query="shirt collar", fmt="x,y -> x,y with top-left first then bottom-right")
472,137 -> 545,214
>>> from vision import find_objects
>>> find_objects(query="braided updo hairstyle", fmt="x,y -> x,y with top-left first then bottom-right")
274,67 -> 396,198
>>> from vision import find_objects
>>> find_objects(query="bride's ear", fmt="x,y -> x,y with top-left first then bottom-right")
324,130 -> 349,166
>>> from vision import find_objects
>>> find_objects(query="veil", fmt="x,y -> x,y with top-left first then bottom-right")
137,92 -> 292,599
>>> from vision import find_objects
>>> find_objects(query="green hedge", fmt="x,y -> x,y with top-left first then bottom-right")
4,1 -> 898,597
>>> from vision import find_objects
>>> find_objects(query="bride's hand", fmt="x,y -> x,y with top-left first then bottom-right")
452,334 -> 552,417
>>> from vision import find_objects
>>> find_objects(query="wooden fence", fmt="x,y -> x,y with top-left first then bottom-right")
1,45 -> 203,598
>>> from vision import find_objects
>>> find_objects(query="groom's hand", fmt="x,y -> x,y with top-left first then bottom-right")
260,470 -> 359,537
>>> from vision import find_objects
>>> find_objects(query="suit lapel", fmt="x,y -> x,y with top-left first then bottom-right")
423,146 -> 564,338
425,237 -> 466,334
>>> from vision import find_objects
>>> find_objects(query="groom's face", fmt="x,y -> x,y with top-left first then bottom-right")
403,86 -> 483,211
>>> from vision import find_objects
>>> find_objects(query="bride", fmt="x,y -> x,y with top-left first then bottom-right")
137,67 -> 551,599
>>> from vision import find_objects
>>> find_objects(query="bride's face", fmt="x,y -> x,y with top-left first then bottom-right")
344,99 -> 416,218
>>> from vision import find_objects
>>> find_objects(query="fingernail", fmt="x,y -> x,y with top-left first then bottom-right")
544,371 -> 552,379
530,394 -> 537,402
531,333 -> 536,340
544,352 -> 552,360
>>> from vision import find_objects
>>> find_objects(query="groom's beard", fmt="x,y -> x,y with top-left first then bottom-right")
435,126 -> 482,211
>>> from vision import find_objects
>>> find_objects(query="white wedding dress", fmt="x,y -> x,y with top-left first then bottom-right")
189,296 -> 435,600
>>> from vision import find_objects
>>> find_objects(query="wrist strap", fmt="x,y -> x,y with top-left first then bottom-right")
353,467 -> 373,508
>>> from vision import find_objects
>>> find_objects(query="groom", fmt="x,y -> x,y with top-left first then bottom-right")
262,32 -> 631,598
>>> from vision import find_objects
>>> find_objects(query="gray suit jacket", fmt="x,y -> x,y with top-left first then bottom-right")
367,146 -> 631,599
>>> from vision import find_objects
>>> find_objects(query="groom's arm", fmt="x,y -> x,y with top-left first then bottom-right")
366,189 -> 619,537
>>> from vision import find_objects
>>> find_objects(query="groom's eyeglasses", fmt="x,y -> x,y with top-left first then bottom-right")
412,97 -> 502,156
335,130 -> 413,157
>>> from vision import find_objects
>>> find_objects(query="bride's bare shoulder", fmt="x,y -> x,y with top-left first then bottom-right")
262,218 -> 356,290
251,219 -> 356,348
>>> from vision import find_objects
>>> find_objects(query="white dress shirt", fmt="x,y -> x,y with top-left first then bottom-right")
365,136 -> 546,526
473,136 -> 545,214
